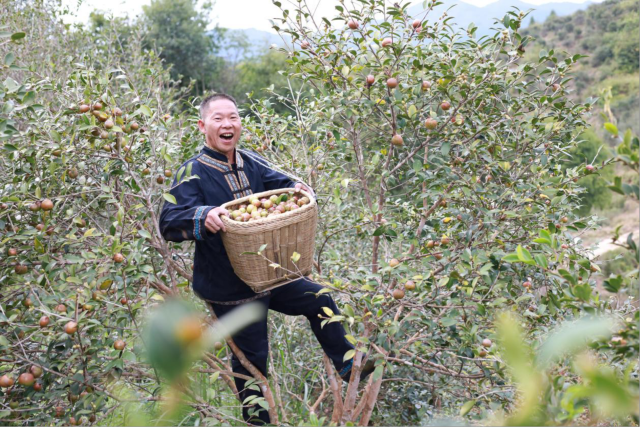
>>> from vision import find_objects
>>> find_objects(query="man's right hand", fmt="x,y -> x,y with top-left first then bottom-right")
205,207 -> 229,234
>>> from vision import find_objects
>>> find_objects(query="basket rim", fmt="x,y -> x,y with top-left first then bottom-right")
220,188 -> 316,227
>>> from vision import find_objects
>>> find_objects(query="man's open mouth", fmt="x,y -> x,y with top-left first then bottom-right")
220,133 -> 234,141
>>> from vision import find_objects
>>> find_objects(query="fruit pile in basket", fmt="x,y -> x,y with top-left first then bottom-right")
228,192 -> 311,222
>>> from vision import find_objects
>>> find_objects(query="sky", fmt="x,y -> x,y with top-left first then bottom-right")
61,0 -> 601,33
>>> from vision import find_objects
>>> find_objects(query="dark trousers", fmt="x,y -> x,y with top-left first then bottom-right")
208,278 -> 354,425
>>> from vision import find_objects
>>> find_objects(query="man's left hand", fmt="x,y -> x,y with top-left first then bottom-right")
294,182 -> 315,198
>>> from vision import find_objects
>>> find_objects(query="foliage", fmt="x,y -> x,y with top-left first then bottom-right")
0,0 -> 637,426
562,129 -> 614,215
141,0 -> 225,94
521,0 -> 640,137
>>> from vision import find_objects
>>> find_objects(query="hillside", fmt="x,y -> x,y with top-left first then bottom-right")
407,0 -> 599,36
521,0 -> 639,139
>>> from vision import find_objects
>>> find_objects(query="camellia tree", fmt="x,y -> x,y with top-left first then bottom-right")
0,0 -> 637,426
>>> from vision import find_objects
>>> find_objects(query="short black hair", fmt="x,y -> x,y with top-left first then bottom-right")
200,93 -> 238,118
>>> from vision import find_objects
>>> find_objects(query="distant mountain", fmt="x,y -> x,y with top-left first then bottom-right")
407,0 -> 597,36
219,0 -> 596,56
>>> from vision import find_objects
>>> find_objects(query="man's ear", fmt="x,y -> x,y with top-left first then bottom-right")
197,119 -> 205,134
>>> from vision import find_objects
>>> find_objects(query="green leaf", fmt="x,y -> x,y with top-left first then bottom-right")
534,254 -> 548,269
407,104 -> 417,118
139,105 -> 152,117
11,32 -> 26,41
138,229 -> 152,240
291,252 -> 301,262
4,52 -> 14,66
603,275 -> 622,293
322,307 -> 334,317
372,365 -> 384,382
603,122 -> 618,137
536,316 -> 617,369
516,245 -> 535,265
460,399 -> 476,416
162,193 -> 176,204
502,253 -> 520,263
343,349 -> 355,362
258,243 -> 267,253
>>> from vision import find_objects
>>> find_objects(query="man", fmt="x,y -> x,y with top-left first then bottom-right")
159,94 -> 374,425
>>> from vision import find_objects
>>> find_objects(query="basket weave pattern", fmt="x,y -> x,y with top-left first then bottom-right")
220,188 -> 317,292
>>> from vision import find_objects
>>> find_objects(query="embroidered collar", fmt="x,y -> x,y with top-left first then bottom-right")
198,146 -> 252,199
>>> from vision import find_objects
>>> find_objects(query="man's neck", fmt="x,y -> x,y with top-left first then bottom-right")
206,145 -> 235,164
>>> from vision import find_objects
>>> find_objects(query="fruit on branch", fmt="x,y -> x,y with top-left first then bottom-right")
92,102 -> 102,111
440,101 -> 451,111
18,373 -> 35,387
421,81 -> 431,91
130,122 -> 139,131
585,164 -> 595,173
425,118 -> 438,130
412,19 -> 421,29
156,176 -> 164,184
0,375 -> 14,388
39,316 -> 50,327
391,134 -> 403,146
386,77 -> 398,88
381,37 -> 392,47
7,248 -> 17,256
389,258 -> 400,268
347,19 -> 359,30
56,304 -> 67,313
366,75 -> 375,86
113,253 -> 124,263
404,280 -> 416,291
482,338 -> 492,348
300,40 -> 310,50
104,119 -> 114,129
114,340 -> 126,351
79,104 -> 90,113
64,321 -> 78,335
68,167 -> 78,179
29,366 -> 43,378
14,264 -> 28,275
392,289 -> 405,300
41,199 -> 54,211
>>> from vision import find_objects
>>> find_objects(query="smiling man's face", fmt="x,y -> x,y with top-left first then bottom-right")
198,99 -> 242,159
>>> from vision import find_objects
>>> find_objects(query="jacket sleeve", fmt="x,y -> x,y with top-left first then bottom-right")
248,151 -> 296,190
159,166 -> 216,242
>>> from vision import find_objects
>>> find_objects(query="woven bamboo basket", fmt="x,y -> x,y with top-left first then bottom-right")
220,188 -> 317,292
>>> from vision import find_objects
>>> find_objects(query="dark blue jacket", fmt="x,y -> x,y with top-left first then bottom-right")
159,145 -> 296,302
